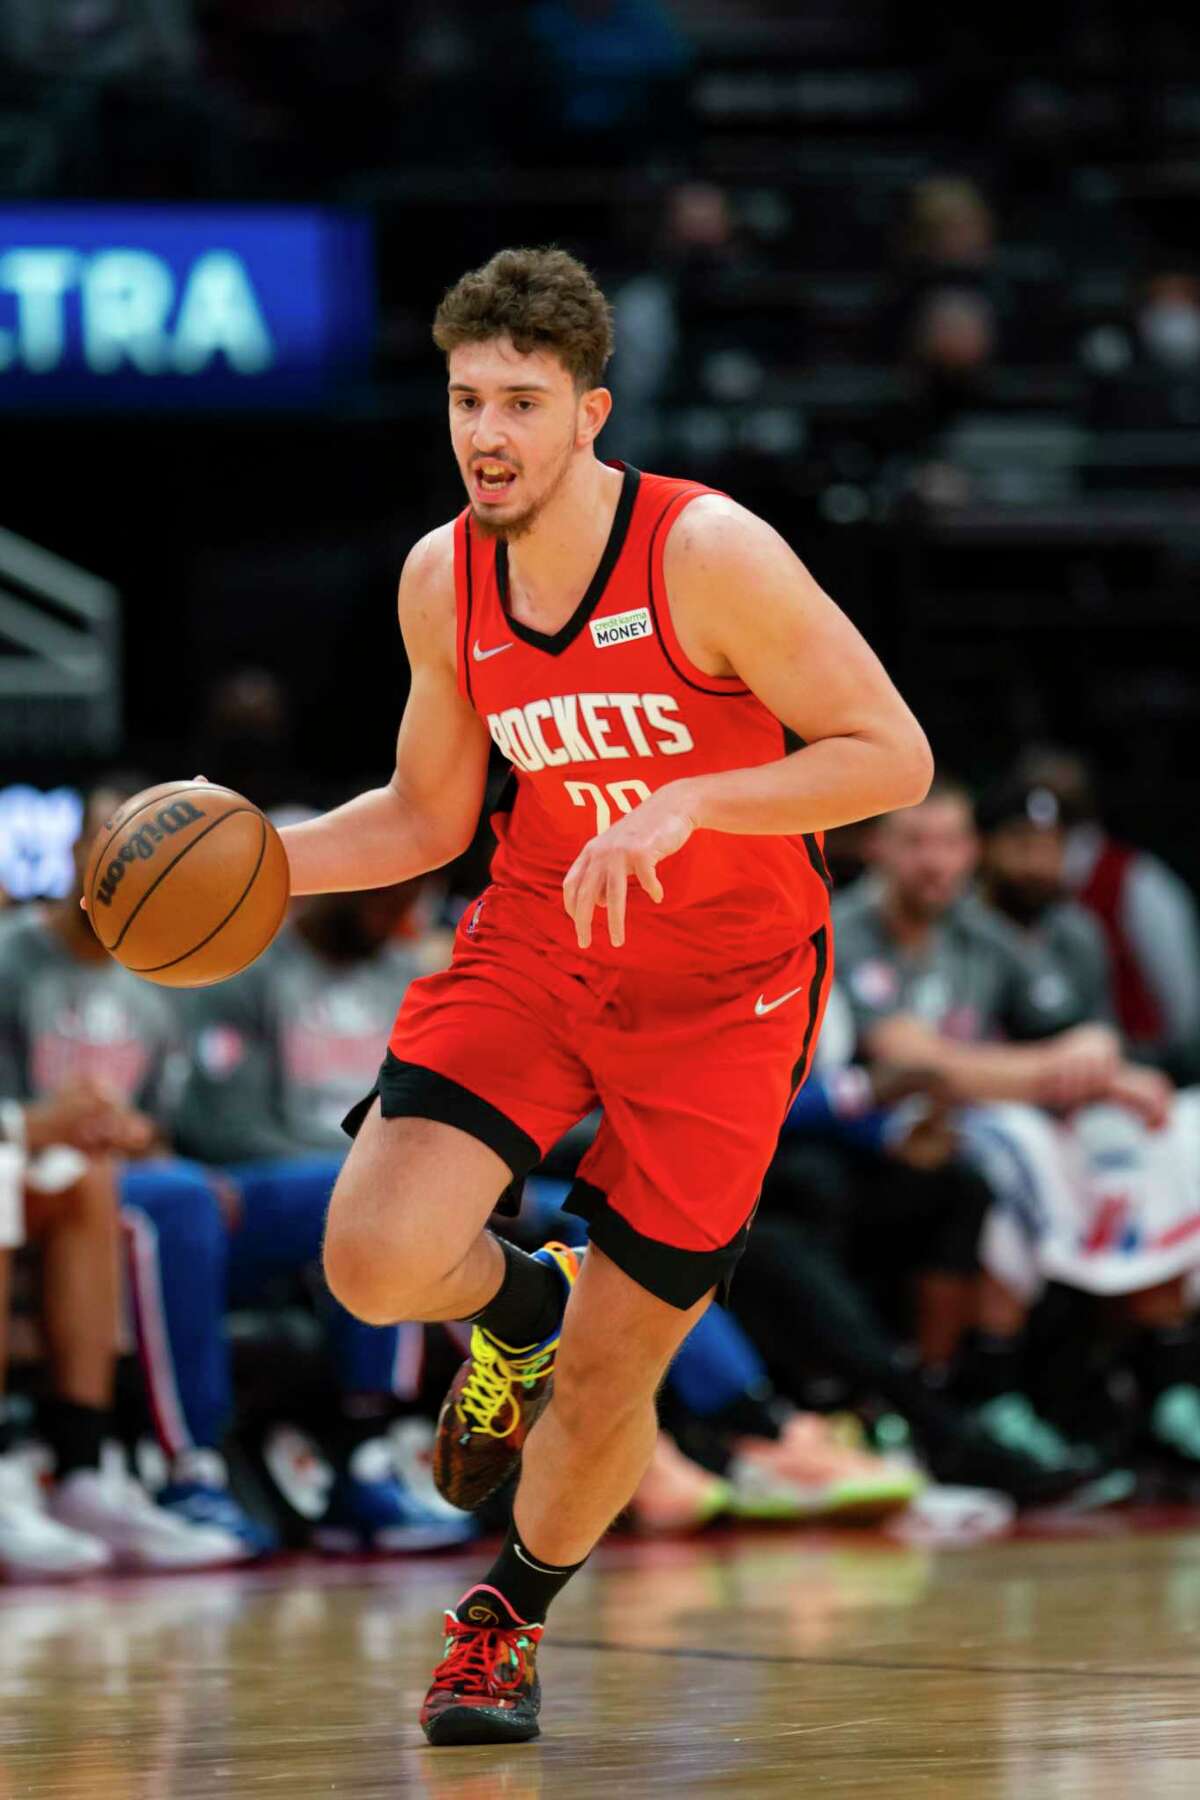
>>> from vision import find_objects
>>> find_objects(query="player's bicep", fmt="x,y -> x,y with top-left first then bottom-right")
674,503 -> 928,755
391,534 -> 491,854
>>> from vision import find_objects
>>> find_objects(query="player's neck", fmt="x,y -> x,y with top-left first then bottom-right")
502,456 -> 623,624
882,889 -> 936,950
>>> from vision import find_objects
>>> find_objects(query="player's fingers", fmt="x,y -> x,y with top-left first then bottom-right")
606,862 -> 628,948
573,863 -> 602,949
562,852 -> 587,923
633,853 -> 664,904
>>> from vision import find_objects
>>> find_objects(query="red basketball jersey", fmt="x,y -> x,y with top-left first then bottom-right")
454,463 -> 832,973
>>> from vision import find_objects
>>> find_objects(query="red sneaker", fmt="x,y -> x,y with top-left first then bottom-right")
420,1596 -> 544,1746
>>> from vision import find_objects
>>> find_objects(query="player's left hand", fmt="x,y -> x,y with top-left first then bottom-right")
562,785 -> 697,949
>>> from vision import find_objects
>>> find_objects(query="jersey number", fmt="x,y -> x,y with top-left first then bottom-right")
565,779 -> 652,834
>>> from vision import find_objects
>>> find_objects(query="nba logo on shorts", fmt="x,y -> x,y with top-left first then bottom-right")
466,898 -> 485,935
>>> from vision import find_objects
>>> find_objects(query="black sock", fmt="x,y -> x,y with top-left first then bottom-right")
953,1332 -> 1024,1405
42,1400 -> 106,1479
457,1517 -> 585,1627
325,1393 -> 395,1467
467,1239 -> 565,1348
0,1397 -> 15,1457
1132,1323 -> 1200,1403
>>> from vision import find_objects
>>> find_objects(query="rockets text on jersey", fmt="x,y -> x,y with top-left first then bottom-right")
453,462 -> 832,970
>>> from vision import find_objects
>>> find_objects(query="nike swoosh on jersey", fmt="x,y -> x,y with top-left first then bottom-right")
754,985 -> 805,1016
473,638 -> 513,662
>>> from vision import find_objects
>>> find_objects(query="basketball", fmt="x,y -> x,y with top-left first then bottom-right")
83,779 -> 290,988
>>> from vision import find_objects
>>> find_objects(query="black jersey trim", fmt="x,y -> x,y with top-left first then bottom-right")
780,724 -> 833,892
494,463 -> 642,657
563,1178 -> 754,1310
789,924 -> 830,1093
645,493 -> 752,698
462,515 -> 477,707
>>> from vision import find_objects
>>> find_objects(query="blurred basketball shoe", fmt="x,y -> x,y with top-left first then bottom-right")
47,1449 -> 243,1570
727,1412 -> 925,1522
312,1436 -> 478,1554
0,1450 -> 111,1579
433,1243 -> 582,1511
627,1432 -> 731,1535
157,1449 -> 278,1559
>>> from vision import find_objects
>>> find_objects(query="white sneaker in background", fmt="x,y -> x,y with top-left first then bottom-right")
389,1418 -> 479,1525
47,1450 -> 243,1571
0,1450 -> 112,1580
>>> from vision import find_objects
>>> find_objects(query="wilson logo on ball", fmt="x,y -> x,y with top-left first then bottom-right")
94,800 -> 207,906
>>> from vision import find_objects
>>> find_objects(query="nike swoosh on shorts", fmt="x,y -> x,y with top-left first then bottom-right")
754,985 -> 805,1016
473,639 -> 513,661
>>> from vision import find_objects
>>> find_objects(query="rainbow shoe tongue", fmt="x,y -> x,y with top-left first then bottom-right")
455,1583 -> 532,1629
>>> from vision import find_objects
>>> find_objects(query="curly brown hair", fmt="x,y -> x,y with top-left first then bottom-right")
432,247 -> 614,390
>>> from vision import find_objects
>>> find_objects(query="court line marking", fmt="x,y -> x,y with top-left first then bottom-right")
553,1638 -> 1200,1684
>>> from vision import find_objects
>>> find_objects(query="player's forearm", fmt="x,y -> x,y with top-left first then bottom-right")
673,731 -> 932,838
280,782 -> 466,897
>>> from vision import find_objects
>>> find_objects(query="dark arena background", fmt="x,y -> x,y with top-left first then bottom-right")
4,5 -> 1200,1796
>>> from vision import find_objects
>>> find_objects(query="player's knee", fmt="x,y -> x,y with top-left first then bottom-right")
323,1220 -> 405,1325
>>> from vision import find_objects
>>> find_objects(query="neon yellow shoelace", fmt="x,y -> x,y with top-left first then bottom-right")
456,1332 -> 556,1438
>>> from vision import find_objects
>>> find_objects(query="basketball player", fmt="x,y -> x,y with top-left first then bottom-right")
278,248 -> 933,1745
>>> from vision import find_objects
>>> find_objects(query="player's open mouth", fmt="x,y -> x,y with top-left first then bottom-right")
473,463 -> 517,500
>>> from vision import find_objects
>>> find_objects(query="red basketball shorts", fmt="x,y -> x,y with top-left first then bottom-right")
346,885 -> 832,1309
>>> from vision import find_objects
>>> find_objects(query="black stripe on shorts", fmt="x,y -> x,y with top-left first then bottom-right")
342,1053 -> 540,1218
563,1178 -> 755,1311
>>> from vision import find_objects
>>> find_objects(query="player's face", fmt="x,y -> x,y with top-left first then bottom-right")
876,795 -> 978,919
447,338 -> 607,540
982,822 -> 1065,923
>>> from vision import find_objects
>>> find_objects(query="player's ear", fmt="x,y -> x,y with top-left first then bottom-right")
577,385 -> 612,447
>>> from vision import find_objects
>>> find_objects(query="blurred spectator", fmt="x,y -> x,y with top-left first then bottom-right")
880,178 -> 1010,360
192,669 -> 296,817
0,0 -> 237,197
1138,273 -> 1200,375
837,778 -> 1200,1483
0,0 -> 196,78
1083,270 -> 1200,428
975,774 -> 1115,1024
1,1080 -> 245,1577
611,181 -> 756,464
1017,748 -> 1200,1079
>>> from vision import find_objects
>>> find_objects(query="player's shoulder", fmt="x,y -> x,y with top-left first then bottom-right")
662,488 -> 786,571
399,520 -> 456,596
397,520 -> 458,642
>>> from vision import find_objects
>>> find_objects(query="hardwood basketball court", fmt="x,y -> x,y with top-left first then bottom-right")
4,1514 -> 1200,1797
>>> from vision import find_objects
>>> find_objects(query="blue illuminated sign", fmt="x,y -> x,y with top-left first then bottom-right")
0,206 -> 373,408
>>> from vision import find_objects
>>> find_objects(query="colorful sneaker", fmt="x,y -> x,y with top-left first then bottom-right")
627,1432 -> 731,1535
157,1450 -> 278,1560
420,1590 -> 543,1746
728,1413 -> 925,1523
433,1243 -> 581,1512
312,1437 -> 479,1554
